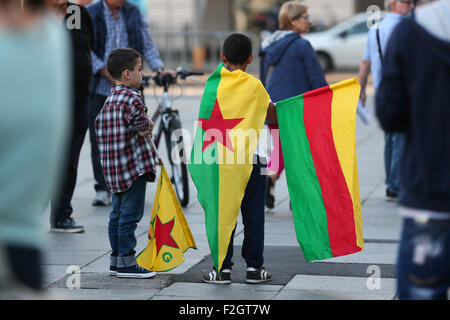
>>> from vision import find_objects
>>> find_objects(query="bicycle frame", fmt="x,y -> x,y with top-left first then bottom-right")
139,68 -> 203,207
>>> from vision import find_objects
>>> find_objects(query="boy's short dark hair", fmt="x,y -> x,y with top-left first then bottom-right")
222,33 -> 252,65
107,48 -> 142,80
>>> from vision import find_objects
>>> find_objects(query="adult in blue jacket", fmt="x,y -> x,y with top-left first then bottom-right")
376,0 -> 450,300
259,1 -> 327,209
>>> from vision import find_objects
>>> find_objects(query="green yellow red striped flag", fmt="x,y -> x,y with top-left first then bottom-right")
188,63 -> 270,271
276,78 -> 364,261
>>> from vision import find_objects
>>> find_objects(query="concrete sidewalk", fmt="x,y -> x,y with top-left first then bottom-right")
42,94 -> 401,300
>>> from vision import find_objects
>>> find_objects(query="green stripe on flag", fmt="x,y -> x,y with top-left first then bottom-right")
276,95 -> 333,260
188,64 -> 223,268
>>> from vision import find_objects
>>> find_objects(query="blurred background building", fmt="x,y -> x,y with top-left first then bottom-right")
78,0 -> 385,73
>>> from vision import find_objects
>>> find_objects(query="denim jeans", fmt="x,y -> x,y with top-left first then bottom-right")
397,216 -> 450,300
108,175 -> 147,268
384,132 -> 405,194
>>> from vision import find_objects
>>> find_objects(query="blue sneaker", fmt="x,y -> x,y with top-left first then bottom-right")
116,265 -> 156,279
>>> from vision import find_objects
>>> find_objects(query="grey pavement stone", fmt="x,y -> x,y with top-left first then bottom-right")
47,288 -> 158,300
275,275 -> 396,300
152,282 -> 283,300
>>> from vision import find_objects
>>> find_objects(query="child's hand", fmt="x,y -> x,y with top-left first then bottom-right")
266,101 -> 278,124
138,119 -> 154,137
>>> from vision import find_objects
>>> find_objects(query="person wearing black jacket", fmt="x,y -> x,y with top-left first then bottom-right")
376,0 -> 450,299
49,0 -> 94,233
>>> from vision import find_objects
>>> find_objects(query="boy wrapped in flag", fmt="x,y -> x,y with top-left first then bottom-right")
189,34 -> 277,284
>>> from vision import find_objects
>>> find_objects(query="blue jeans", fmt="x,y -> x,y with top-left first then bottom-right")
397,217 -> 450,300
384,132 -> 405,194
108,175 -> 147,268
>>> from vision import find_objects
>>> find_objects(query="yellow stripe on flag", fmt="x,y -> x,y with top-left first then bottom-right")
330,78 -> 364,249
137,166 -> 196,272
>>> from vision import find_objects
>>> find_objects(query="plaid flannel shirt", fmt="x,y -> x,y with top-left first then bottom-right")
95,85 -> 155,193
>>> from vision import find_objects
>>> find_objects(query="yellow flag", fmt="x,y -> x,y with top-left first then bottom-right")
137,166 -> 197,271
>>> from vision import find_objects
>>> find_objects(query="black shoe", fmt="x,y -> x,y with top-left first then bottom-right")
246,267 -> 272,284
109,265 -> 117,276
51,218 -> 85,233
386,189 -> 398,201
265,178 -> 275,209
202,267 -> 231,284
116,265 -> 156,279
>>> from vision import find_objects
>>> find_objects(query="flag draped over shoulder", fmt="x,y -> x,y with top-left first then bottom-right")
137,166 -> 196,271
276,78 -> 364,261
189,63 -> 270,272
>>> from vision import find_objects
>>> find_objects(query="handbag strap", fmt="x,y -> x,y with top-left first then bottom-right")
376,28 -> 384,64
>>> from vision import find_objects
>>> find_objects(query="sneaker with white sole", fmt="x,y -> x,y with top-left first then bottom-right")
109,266 -> 117,276
116,264 -> 156,279
51,218 -> 85,233
92,190 -> 111,206
202,267 -> 231,284
246,266 -> 272,284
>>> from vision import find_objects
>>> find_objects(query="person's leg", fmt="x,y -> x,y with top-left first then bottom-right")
221,227 -> 236,270
241,157 -> 266,269
108,192 -> 121,274
388,132 -> 406,195
384,133 -> 394,195
116,176 -> 147,268
51,99 -> 88,228
4,245 -> 42,290
397,216 -> 450,300
88,94 -> 110,205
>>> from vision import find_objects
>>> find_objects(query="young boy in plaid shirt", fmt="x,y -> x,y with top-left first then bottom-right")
95,48 -> 156,278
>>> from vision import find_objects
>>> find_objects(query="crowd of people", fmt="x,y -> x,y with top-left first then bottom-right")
0,0 -> 448,300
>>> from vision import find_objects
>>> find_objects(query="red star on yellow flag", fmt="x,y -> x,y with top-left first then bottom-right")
198,99 -> 244,152
153,216 -> 179,254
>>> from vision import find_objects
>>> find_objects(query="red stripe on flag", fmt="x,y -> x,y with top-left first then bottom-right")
302,87 -> 360,257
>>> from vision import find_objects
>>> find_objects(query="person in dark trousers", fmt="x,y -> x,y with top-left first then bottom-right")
202,34 -> 277,284
86,0 -> 173,206
259,1 -> 327,209
376,0 -> 450,300
49,0 -> 94,233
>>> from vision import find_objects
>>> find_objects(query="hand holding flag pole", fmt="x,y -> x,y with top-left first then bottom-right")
145,135 -> 163,166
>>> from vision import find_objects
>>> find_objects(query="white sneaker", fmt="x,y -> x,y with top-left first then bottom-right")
92,190 -> 111,206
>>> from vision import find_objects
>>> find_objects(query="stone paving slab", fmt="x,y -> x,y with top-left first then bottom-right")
274,275 -> 396,300
152,282 -> 283,300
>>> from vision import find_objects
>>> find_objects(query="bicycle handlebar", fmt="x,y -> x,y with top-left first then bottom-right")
141,68 -> 204,90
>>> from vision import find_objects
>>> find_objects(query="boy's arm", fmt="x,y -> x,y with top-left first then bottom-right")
137,120 -> 154,137
127,98 -> 154,137
266,101 -> 277,124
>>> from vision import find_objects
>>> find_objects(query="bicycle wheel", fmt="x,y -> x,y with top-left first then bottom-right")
165,115 -> 189,207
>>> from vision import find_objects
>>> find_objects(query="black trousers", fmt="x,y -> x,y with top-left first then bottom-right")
222,156 -> 267,270
5,244 -> 42,290
50,99 -> 89,225
88,93 -> 109,193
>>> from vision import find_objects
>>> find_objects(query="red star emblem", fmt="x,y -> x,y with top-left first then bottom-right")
151,216 -> 179,254
198,99 -> 244,152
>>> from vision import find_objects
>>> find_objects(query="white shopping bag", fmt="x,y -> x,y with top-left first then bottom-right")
357,98 -> 372,125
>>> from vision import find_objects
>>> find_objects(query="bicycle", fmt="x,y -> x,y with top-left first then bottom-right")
139,67 -> 204,207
